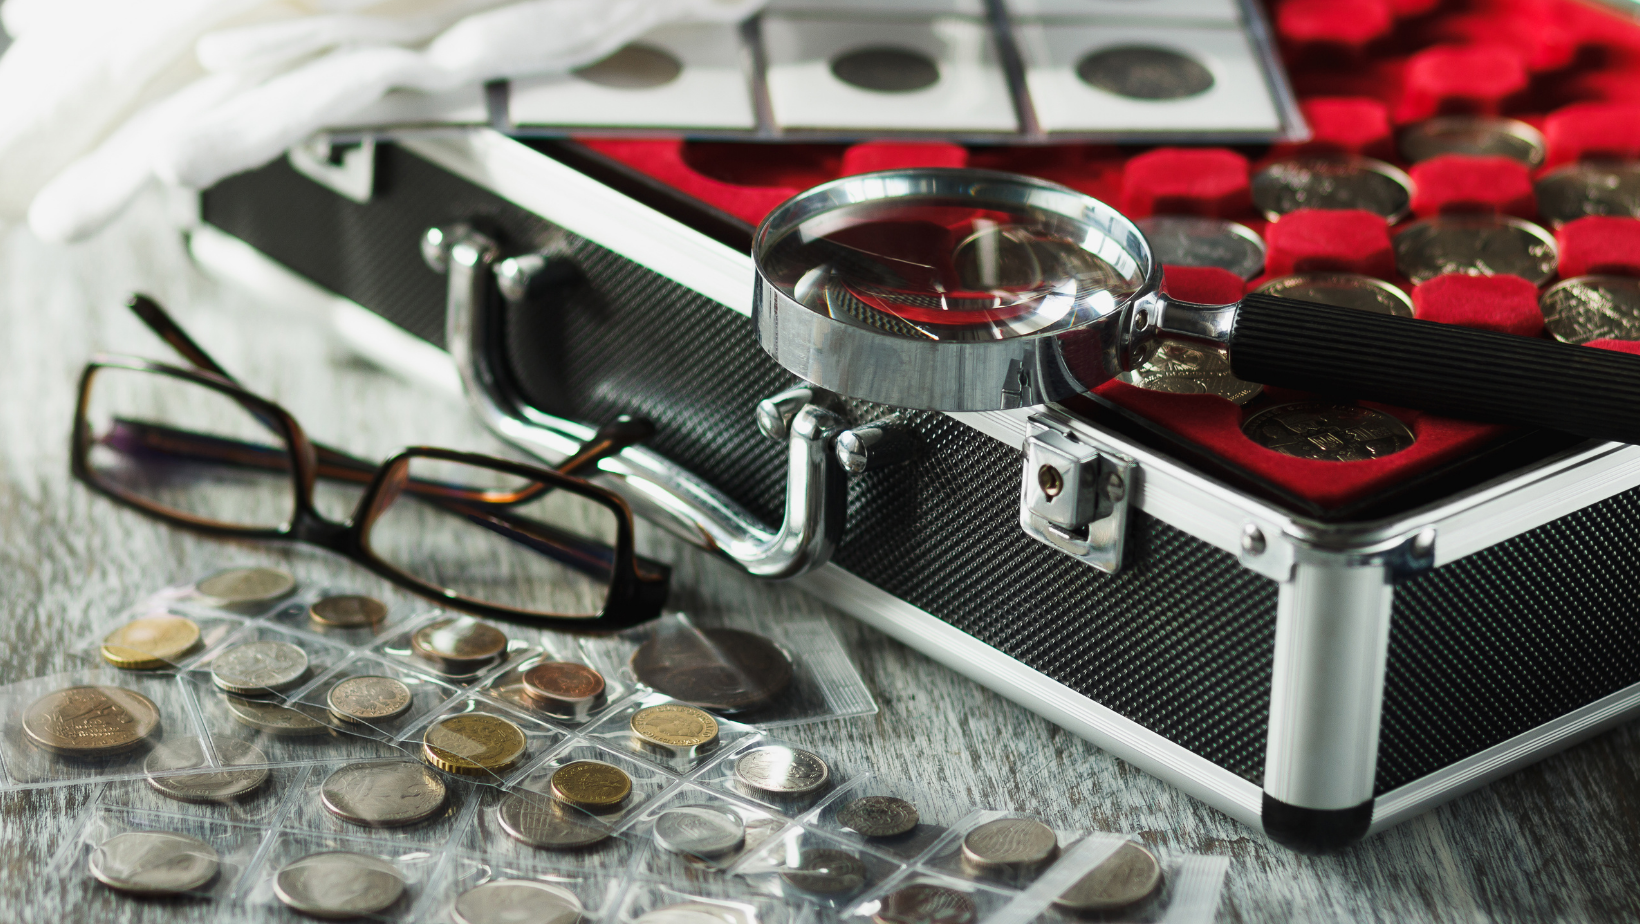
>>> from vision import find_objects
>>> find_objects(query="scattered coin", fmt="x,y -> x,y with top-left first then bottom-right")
733,744 -> 831,799
630,627 -> 794,713
652,804 -> 747,859
89,831 -> 219,896
195,567 -> 295,606
100,614 -> 202,670
1255,272 -> 1415,317
23,685 -> 161,757
1242,402 -> 1417,462
209,640 -> 310,695
961,818 -> 1059,873
273,851 -> 406,919
144,735 -> 268,803
874,883 -> 978,924
1540,275 -> 1640,344
1534,160 -> 1640,226
321,760 -> 448,828
574,42 -> 683,89
830,46 -> 940,93
1120,341 -> 1263,404
779,848 -> 869,899
520,661 -> 607,719
550,760 -> 632,811
1393,214 -> 1558,285
411,617 -> 508,675
422,712 -> 527,776
1076,45 -> 1215,100
1251,156 -> 1413,221
223,694 -> 332,737
454,880 -> 585,924
1052,840 -> 1164,915
836,796 -> 920,838
326,675 -> 414,724
308,595 -> 388,628
629,703 -> 720,755
1399,116 -> 1546,167
1135,215 -> 1265,279
496,790 -> 610,849
634,902 -> 750,924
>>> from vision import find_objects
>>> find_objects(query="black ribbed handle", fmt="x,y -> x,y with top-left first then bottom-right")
1229,293 -> 1640,443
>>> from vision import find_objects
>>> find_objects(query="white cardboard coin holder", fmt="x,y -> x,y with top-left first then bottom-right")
284,650 -> 465,743
1004,0 -> 1241,22
239,828 -> 444,923
53,804 -> 266,913
395,691 -> 573,787
280,757 -> 477,848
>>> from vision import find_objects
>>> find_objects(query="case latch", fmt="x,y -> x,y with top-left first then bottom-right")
1020,418 -> 1136,574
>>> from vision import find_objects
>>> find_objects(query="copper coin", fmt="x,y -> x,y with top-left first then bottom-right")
630,627 -> 794,713
309,595 -> 388,628
23,685 -> 161,757
421,713 -> 527,776
521,661 -> 607,719
411,618 -> 508,674
874,884 -> 977,924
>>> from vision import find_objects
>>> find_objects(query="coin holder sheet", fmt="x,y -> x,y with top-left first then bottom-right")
182,672 -> 408,767
185,620 -> 357,696
839,866 -> 1018,924
256,585 -> 427,650
1024,852 -> 1229,924
916,811 -> 1084,889
583,691 -> 761,774
1003,0 -> 1240,22
374,611 -> 534,684
478,646 -> 629,728
396,692 -> 571,786
971,834 -> 1137,924
425,849 -> 627,924
690,736 -> 848,816
70,603 -> 252,673
457,783 -> 640,872
239,829 -> 444,922
52,805 -> 266,911
279,757 -> 476,847
733,823 -> 911,908
96,743 -> 308,825
285,651 -> 464,742
797,774 -> 972,863
619,783 -> 793,873
611,874 -> 805,924
511,740 -> 681,833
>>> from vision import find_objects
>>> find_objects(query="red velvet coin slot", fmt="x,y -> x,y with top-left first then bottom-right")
1427,10 -> 1578,72
1542,102 -> 1640,166
1276,0 -> 1394,52
1395,44 -> 1529,123
1412,273 -> 1545,336
1588,338 -> 1640,356
1273,97 -> 1395,159
578,138 -> 809,226
1161,266 -> 1246,304
1408,155 -> 1535,218
1556,216 -> 1640,277
1264,210 -> 1396,277
967,146 -> 1127,203
1118,148 -> 1251,219
840,142 -> 968,175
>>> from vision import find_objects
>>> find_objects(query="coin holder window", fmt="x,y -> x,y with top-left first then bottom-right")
620,784 -> 793,874
95,742 -> 307,824
838,867 -> 1017,924
278,757 -> 475,847
374,611 -> 530,684
51,805 -> 266,911
396,693 -> 570,786
240,829 -> 443,922
425,850 -> 625,924
797,774 -> 964,862
1030,849 -> 1229,924
610,875 -> 801,924
733,823 -> 909,908
70,604 -> 251,674
916,811 -> 1082,889
256,585 -> 424,649
768,0 -> 986,16
690,736 -> 847,815
1004,0 -> 1240,22
582,692 -> 761,774
184,621 -> 356,698
181,672 -> 408,767
478,649 -> 626,727
169,564 -> 303,617
511,741 -> 679,831
285,651 -> 463,742
457,784 -> 639,872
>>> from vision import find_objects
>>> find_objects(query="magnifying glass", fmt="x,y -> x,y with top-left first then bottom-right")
752,169 -> 1640,444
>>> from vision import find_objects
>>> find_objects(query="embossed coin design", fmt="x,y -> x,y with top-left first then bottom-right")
209,640 -> 310,695
836,796 -> 920,838
1251,156 -> 1413,221
1134,216 -> 1265,279
1242,402 -> 1417,462
630,627 -> 794,713
1535,161 -> 1640,226
629,703 -> 720,755
1255,272 -> 1415,317
454,880 -> 585,924
874,883 -> 978,924
195,566 -> 295,606
574,43 -> 683,89
1399,116 -> 1546,167
1540,275 -> 1640,343
830,46 -> 940,93
652,804 -> 747,858
521,661 -> 607,719
411,617 -> 508,675
144,735 -> 269,803
223,695 -> 331,737
634,902 -> 750,924
326,675 -> 414,724
308,594 -> 388,628
1052,840 -> 1164,914
961,818 -> 1059,873
780,848 -> 869,899
422,713 -> 527,776
1076,45 -> 1215,100
550,760 -> 633,811
321,760 -> 448,827
23,685 -> 161,756
733,745 -> 831,799
89,831 -> 219,896
1394,214 -> 1558,285
100,614 -> 202,669
1119,341 -> 1263,404
496,791 -> 610,849
274,851 -> 406,919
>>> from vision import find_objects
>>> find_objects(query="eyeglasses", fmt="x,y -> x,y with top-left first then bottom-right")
70,294 -> 670,630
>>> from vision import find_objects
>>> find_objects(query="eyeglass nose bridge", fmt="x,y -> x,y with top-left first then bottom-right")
422,223 -> 909,580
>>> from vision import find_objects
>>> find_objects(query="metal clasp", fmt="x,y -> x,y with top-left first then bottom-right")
288,135 -> 376,204
1020,417 -> 1136,573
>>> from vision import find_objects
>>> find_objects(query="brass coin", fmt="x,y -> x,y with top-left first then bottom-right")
23,685 -> 161,756
630,627 -> 794,713
629,704 -> 719,754
1119,341 -> 1263,405
195,567 -> 295,606
1242,402 -> 1416,462
874,884 -> 977,924
101,614 -> 202,670
326,675 -> 414,724
1540,275 -> 1640,344
521,661 -> 607,719
495,790 -> 610,849
549,760 -> 632,810
961,817 -> 1059,873
223,694 -> 332,737
1251,156 -> 1413,222
411,617 -> 508,674
308,595 -> 388,628
1399,116 -> 1546,167
421,713 -> 527,776
1255,272 -> 1414,317
1393,214 -> 1558,285
1053,840 -> 1164,914
144,736 -> 269,803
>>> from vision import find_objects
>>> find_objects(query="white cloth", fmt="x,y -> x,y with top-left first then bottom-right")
0,0 -> 765,242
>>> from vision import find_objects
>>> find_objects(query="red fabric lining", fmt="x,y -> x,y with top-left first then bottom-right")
1588,338 -> 1640,356
1118,148 -> 1250,218
1411,273 -> 1545,336
1408,155 -> 1536,218
1396,44 -> 1529,122
1274,97 -> 1394,159
1276,0 -> 1394,50
1264,210 -> 1395,277
1556,217 -> 1640,277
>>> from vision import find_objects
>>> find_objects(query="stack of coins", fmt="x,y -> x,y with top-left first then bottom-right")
100,614 -> 202,670
23,685 -> 161,757
411,617 -> 509,675
629,627 -> 793,714
1393,214 -> 1558,285
194,567 -> 296,609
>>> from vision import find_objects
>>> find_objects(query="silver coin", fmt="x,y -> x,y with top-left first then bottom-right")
1242,401 -> 1417,462
634,902 -> 750,924
779,848 -> 869,898
495,791 -> 610,850
274,851 -> 405,919
454,880 -> 585,924
652,804 -> 747,858
1251,156 -> 1413,222
326,675 -> 414,724
1076,45 -> 1215,100
321,761 -> 448,828
960,818 -> 1058,871
836,795 -> 920,838
223,694 -> 332,737
1535,161 -> 1640,227
1540,275 -> 1640,344
1119,340 -> 1263,405
1394,215 -> 1558,285
89,831 -> 220,896
733,745 -> 831,798
210,640 -> 310,695
830,46 -> 940,93
1255,272 -> 1415,317
1053,840 -> 1164,914
574,43 -> 682,89
1135,216 -> 1265,279
144,735 -> 269,803
196,567 -> 295,605
1399,116 -> 1546,167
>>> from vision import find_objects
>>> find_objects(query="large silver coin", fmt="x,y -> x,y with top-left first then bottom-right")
733,745 -> 831,798
830,46 -> 940,93
1394,215 -> 1558,285
836,796 -> 920,838
633,902 -> 750,924
196,567 -> 295,606
1255,272 -> 1414,317
454,880 -> 585,924
960,818 -> 1058,872
779,848 -> 869,899
321,761 -> 448,828
1052,840 -> 1164,914
1535,161 -> 1640,227
652,804 -> 747,858
495,791 -> 609,850
89,831 -> 219,896
1135,216 -> 1265,279
1119,341 -> 1263,405
1076,45 -> 1215,100
1251,156 -> 1413,222
223,694 -> 332,737
1399,116 -> 1546,167
210,640 -> 310,695
273,851 -> 405,919
1540,275 -> 1640,344
1242,402 -> 1416,462
326,675 -> 414,724
144,735 -> 269,803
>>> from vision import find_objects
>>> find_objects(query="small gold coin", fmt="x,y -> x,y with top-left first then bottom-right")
101,614 -> 202,670
23,686 -> 162,756
629,704 -> 718,753
308,595 -> 388,628
550,760 -> 633,811
195,567 -> 295,606
422,713 -> 527,776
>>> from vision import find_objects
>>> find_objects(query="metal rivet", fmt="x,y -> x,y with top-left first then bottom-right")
1038,465 -> 1064,498
1411,528 -> 1436,559
1104,472 -> 1125,502
1241,524 -> 1266,555
1134,309 -> 1149,329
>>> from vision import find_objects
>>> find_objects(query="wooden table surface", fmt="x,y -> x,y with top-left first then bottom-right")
0,192 -> 1637,923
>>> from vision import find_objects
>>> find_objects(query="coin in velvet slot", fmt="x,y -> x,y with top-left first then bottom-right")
1119,341 -> 1263,405
1393,215 -> 1558,285
630,627 -> 793,712
1242,402 -> 1416,462
1534,161 -> 1640,226
1251,157 -> 1413,222
1135,216 -> 1265,280
1540,275 -> 1640,343
1399,116 -> 1546,167
1255,273 -> 1414,317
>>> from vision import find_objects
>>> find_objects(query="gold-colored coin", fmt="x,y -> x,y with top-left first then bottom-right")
550,760 -> 632,811
195,567 -> 295,605
308,595 -> 388,628
629,704 -> 718,753
100,614 -> 202,670
23,686 -> 161,756
421,713 -> 527,776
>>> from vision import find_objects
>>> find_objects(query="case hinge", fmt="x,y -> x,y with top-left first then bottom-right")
1020,417 -> 1136,574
